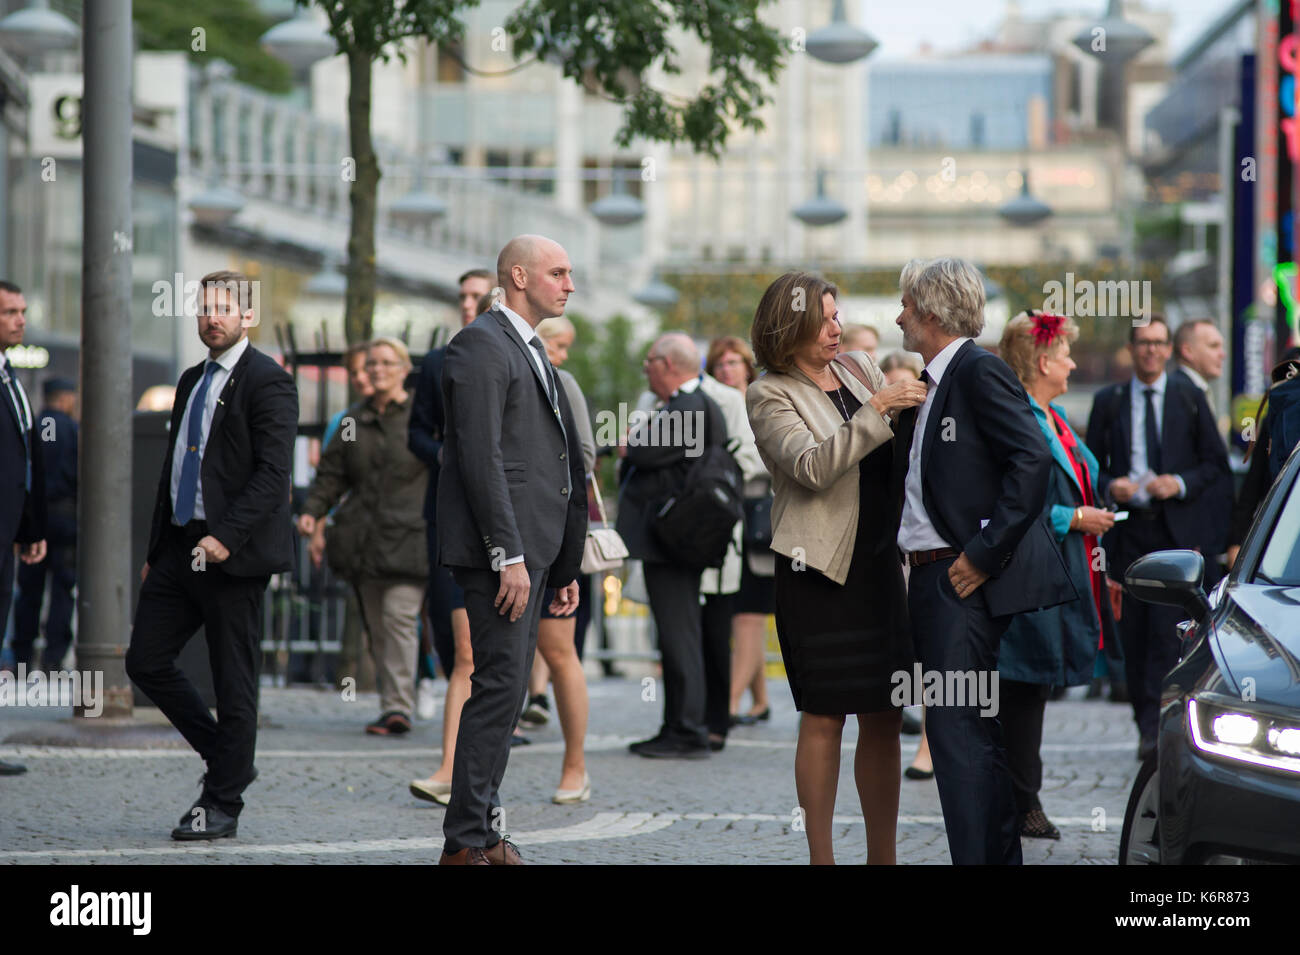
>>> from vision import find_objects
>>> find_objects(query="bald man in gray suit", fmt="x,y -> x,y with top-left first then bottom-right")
436,235 -> 588,865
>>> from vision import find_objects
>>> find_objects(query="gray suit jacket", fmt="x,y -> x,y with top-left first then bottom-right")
436,306 -> 588,587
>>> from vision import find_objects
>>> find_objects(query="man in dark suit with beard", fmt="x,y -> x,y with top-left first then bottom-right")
126,270 -> 298,840
892,257 -> 1074,865
0,279 -> 46,777
436,235 -> 587,865
1086,316 -> 1230,761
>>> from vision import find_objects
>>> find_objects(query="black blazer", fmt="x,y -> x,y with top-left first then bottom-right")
436,307 -> 587,587
0,366 -> 44,550
408,344 -> 447,522
615,388 -> 726,564
891,340 -> 1075,618
1084,370 -> 1231,555
147,343 -> 298,577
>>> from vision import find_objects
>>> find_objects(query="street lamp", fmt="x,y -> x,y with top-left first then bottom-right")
260,11 -> 336,73
998,170 -> 1052,227
390,188 -> 448,229
0,0 -> 78,56
1071,0 -> 1155,64
806,0 -> 878,64
589,171 -> 645,226
633,274 -> 679,309
187,183 -> 245,228
793,169 -> 847,227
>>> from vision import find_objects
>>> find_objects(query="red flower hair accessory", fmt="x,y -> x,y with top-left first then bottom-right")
1030,311 -> 1066,347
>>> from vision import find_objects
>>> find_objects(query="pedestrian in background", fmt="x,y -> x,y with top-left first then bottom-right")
13,377 -> 77,673
1085,315 -> 1230,762
997,311 -> 1117,841
407,271 -> 495,804
0,279 -> 46,777
619,333 -> 728,760
747,272 -> 925,864
299,337 -> 428,737
838,323 -> 879,361
704,336 -> 774,732
525,314 -> 596,802
306,342 -> 375,693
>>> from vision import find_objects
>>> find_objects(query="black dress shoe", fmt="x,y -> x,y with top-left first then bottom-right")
628,732 -> 666,754
634,736 -> 710,759
0,759 -> 27,776
903,766 -> 934,780
708,734 -> 726,752
171,802 -> 238,841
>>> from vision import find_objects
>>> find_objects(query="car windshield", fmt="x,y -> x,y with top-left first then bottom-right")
1256,469 -> 1300,585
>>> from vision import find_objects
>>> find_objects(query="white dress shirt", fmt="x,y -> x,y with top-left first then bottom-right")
495,302 -> 550,384
169,335 -> 250,523
897,337 -> 970,554
1127,371 -> 1185,502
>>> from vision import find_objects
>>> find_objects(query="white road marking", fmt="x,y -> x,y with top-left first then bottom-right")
0,810 -> 1116,861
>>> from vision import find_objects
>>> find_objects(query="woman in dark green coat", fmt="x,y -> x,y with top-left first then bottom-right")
997,312 -> 1119,841
299,337 -> 428,736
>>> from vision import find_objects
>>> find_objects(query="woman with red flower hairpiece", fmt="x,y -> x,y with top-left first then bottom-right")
994,311 -> 1120,842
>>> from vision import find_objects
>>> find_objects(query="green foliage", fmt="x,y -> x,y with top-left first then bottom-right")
305,0 -> 470,57
505,0 -> 785,157
133,0 -> 293,93
565,312 -> 657,499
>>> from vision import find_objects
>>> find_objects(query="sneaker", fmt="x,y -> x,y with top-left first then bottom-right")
416,679 -> 437,720
521,693 -> 550,727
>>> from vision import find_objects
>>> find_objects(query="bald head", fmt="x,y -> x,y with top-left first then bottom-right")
495,234 -> 575,327
656,332 -> 699,375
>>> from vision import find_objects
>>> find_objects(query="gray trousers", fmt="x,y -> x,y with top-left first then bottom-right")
442,565 -> 547,852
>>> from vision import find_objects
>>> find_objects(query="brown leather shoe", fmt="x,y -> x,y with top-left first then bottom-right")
439,847 -> 491,865
483,838 -> 523,865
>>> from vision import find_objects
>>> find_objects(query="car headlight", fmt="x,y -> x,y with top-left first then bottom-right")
1188,694 -> 1300,775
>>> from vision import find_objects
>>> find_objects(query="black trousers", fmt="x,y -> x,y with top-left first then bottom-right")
443,565 -> 547,852
125,527 -> 268,816
643,561 -> 707,746
13,537 -> 77,670
1110,517 -> 1186,742
701,591 -> 734,737
1000,679 -> 1051,815
909,559 -> 1022,865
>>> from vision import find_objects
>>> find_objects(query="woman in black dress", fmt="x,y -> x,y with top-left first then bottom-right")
746,272 -> 927,864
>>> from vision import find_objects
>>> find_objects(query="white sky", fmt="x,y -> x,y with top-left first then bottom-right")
860,0 -> 1235,59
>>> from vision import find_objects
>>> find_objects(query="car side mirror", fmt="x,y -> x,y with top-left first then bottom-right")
1124,550 -> 1211,623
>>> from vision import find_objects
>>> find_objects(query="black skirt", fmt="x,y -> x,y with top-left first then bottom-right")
772,388 -> 914,715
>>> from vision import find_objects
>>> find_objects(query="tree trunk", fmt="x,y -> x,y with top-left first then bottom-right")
345,46 -> 379,345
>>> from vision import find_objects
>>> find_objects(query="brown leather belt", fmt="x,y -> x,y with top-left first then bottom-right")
902,547 -> 959,567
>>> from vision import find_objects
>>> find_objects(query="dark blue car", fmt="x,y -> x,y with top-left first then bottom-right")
1119,444 -> 1300,865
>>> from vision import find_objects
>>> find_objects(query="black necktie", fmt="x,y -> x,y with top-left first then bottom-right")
529,337 -> 558,406
1143,387 -> 1162,474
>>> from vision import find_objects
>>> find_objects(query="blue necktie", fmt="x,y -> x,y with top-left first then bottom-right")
173,362 -> 219,525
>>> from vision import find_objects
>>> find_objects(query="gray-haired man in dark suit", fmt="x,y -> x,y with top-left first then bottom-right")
436,235 -> 588,865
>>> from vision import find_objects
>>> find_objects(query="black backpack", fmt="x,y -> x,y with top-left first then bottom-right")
650,403 -> 743,571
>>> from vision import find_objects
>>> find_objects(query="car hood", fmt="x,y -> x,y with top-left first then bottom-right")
1213,584 -> 1300,707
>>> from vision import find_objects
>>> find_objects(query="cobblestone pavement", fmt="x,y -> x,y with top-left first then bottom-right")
0,679 -> 1141,864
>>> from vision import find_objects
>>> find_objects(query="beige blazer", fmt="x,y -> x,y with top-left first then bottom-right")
744,351 -> 894,586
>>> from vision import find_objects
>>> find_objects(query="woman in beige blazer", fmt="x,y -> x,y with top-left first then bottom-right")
746,272 -> 927,865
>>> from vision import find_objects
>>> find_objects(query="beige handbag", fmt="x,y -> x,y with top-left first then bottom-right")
582,474 -> 629,573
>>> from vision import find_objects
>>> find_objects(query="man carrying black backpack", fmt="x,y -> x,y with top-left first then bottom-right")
617,332 -> 735,759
